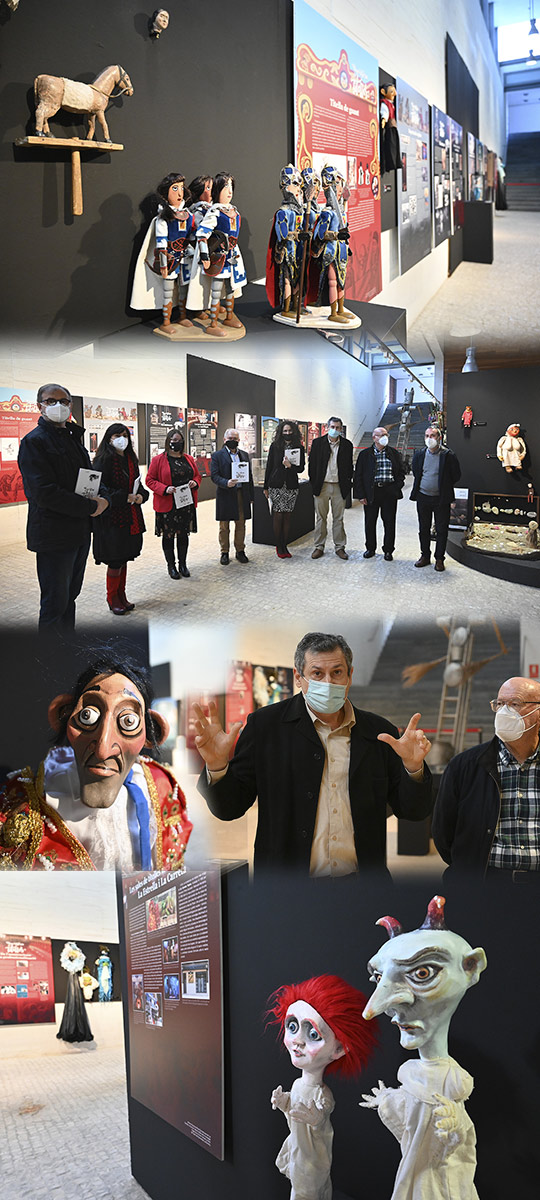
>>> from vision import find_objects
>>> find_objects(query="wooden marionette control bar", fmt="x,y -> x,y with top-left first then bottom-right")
14,137 -> 124,216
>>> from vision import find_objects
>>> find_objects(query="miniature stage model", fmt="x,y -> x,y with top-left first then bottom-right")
187,171 -> 247,339
57,942 -> 94,1043
308,165 -> 360,327
497,424 -> 527,473
131,173 -> 196,336
33,64 -> 133,141
361,895 -> 486,1200
149,8 -> 169,38
267,975 -> 376,1200
380,84 -> 401,173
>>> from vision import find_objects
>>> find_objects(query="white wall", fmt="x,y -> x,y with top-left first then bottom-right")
0,873 -> 119,943
507,90 -> 540,134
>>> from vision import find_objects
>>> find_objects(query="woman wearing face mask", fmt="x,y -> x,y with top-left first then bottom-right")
146,428 -> 201,580
264,421 -> 306,558
92,424 -> 149,615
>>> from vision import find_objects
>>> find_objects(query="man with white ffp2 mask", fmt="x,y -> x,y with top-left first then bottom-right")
433,676 -> 540,881
409,426 -> 461,572
194,631 -> 433,875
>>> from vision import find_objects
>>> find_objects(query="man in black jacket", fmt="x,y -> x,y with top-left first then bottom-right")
18,384 -> 109,631
210,427 -> 254,565
433,675 -> 540,881
353,426 -> 405,561
308,417 -> 354,560
410,426 -> 461,571
195,631 -> 433,874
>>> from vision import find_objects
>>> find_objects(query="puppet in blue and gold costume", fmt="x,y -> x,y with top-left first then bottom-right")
310,165 -> 355,324
265,164 -> 317,318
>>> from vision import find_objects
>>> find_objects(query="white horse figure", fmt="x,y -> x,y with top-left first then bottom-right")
34,64 -> 134,141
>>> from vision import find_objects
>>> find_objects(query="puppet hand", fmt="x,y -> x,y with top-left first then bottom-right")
359,1081 -> 386,1109
290,1100 -> 323,1127
433,1094 -> 459,1140
192,700 -> 242,772
377,712 -> 431,774
271,1086 -> 288,1112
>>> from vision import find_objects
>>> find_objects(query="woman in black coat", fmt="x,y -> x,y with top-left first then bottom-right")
263,420 -> 306,558
92,423 -> 148,614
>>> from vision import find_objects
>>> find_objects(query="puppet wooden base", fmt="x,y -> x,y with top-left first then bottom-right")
272,308 -> 361,330
14,136 -> 123,216
152,320 -> 246,342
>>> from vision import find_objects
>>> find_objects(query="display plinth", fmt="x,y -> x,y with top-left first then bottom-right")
462,201 -> 493,263
153,321 -> 246,342
252,481 -> 315,545
446,529 -> 540,587
14,136 -> 123,216
272,309 -> 361,330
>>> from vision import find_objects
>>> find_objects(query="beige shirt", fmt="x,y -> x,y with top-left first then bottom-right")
306,697 -> 359,877
324,438 -> 340,484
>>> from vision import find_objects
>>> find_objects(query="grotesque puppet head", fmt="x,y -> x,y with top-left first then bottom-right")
267,974 -> 377,1083
363,897 -> 486,1061
48,654 -> 169,810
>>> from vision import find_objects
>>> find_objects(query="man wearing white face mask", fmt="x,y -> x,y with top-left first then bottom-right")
433,676 -> 540,880
194,631 -> 433,874
18,383 -> 109,631
410,426 -> 461,571
353,427 -> 405,561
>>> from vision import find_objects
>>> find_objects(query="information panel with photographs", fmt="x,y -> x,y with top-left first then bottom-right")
123,867 -> 224,1159
234,413 -> 257,458
0,388 -> 40,504
187,409 -> 218,477
147,404 -> 186,462
396,78 -> 431,274
450,119 -> 464,231
83,398 -> 139,458
261,416 -> 279,463
432,106 -> 451,246
0,935 -> 55,1025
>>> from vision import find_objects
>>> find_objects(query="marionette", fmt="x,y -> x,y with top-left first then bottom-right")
130,173 -> 196,336
80,969 -> 99,1002
187,171 -> 247,337
360,896 -> 486,1200
188,175 -> 214,229
497,423 -> 527,473
266,164 -> 312,318
461,406 -> 473,429
57,943 -> 94,1043
310,165 -> 354,324
149,8 -> 169,38
380,85 -> 401,173
95,948 -> 113,1001
267,974 -> 376,1200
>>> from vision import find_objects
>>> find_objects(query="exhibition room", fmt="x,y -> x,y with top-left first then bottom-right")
2,0 -> 540,1199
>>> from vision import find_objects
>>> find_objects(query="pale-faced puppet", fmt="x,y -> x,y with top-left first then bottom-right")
187,171 -> 247,336
131,173 -> 196,335
497,424 -> 527,473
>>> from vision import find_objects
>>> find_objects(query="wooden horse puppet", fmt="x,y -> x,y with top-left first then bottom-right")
34,64 -> 134,141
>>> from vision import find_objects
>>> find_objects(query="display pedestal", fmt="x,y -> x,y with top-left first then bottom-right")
446,529 -> 540,587
252,481 -> 315,545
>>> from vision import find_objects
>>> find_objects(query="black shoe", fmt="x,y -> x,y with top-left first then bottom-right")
179,564 -> 190,577
384,552 -> 393,561
236,550 -> 249,563
220,552 -> 230,565
167,564 -> 181,580
363,550 -> 375,558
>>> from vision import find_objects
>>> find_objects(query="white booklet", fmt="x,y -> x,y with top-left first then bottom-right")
174,483 -> 193,509
232,460 -> 249,482
284,447 -> 301,466
75,468 -> 101,499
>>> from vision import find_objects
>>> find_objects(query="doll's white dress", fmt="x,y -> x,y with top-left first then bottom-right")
276,1077 -> 335,1200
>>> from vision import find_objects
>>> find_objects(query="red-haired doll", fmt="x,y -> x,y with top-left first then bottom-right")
266,974 -> 376,1199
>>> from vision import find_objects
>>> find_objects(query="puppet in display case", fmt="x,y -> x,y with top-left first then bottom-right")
497,423 -> 527,473
267,974 -> 376,1200
380,84 -> 401,174
130,172 -> 196,337
187,171 -> 247,338
360,896 -> 486,1200
310,165 -> 356,325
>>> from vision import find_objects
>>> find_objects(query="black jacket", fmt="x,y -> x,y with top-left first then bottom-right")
18,417 -> 103,552
197,692 -> 433,872
409,446 -> 461,505
432,738 -> 503,875
210,446 -> 254,521
353,445 -> 405,504
264,441 -> 306,490
92,452 -> 149,565
308,435 -> 354,500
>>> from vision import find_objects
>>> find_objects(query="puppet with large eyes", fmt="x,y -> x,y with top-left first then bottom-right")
360,896 -> 486,1200
267,974 -> 376,1200
131,173 -> 196,337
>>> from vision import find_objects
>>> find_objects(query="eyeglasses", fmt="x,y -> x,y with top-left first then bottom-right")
490,699 -> 536,713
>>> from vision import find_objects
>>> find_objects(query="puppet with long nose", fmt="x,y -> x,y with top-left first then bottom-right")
360,896 -> 486,1199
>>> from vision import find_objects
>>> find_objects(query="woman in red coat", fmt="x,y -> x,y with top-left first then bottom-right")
146,428 -> 201,578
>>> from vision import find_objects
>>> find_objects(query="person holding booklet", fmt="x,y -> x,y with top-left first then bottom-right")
263,420 -> 306,558
92,424 -> 149,615
210,427 -> 254,565
146,428 -> 201,581
18,383 -> 109,632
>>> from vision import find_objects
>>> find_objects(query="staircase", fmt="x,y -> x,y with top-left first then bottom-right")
505,131 -> 540,211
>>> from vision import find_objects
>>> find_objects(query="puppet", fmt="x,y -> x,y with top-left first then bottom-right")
79,968 -> 99,1001
497,424 -> 527,473
380,85 -> 401,173
57,942 -> 94,1043
34,65 -> 133,141
266,164 -> 309,318
130,173 -> 196,336
149,8 -> 169,38
95,948 -> 113,1001
360,896 -> 486,1200
267,974 -> 376,1200
187,171 -> 247,336
310,165 -> 354,324
188,174 -> 214,229
461,407 -> 473,429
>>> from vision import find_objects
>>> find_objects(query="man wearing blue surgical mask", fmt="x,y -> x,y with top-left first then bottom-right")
308,418 -> 354,561
433,676 -> 540,880
195,631 -> 433,875
18,383 -> 109,632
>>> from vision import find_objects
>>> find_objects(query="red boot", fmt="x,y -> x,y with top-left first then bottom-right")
107,567 -> 128,616
118,564 -> 135,612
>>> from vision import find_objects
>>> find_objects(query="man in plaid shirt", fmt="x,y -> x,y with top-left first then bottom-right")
433,676 -> 540,881
353,426 -> 405,561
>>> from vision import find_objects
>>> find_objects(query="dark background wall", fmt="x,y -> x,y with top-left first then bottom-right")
1,0 -> 292,341
446,36 -> 479,139
121,869 -> 540,1200
186,355 -> 275,503
447,367 -> 540,517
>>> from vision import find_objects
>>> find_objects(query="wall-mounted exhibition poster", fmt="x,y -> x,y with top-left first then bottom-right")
450,119 -> 464,231
0,389 -> 39,504
294,0 -> 381,301
307,421 -> 322,451
151,697 -> 180,759
0,935 -> 55,1025
253,665 -> 295,707
261,416 -> 279,463
225,661 -> 253,735
477,142 -> 486,201
449,488 -> 469,529
186,409 -> 218,477
123,867 -> 224,1159
147,404 -> 186,462
432,107 -> 451,246
467,132 -> 484,201
396,79 -> 431,274
83,398 -> 139,458
234,413 -> 257,458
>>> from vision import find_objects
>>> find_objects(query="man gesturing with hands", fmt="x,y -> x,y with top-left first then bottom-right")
195,632 -> 433,875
